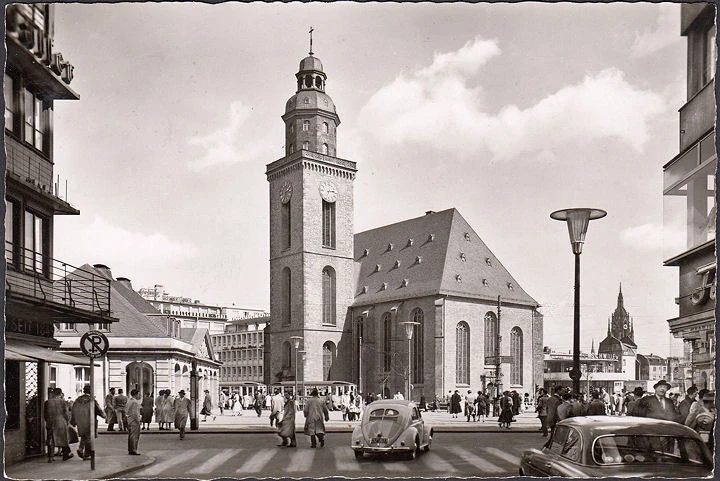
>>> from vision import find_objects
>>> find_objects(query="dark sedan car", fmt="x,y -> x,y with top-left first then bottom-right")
520,416 -> 713,478
351,399 -> 433,459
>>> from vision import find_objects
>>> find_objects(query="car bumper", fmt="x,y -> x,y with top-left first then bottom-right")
354,446 -> 413,454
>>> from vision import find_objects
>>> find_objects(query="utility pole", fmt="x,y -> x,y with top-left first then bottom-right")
495,295 -> 502,399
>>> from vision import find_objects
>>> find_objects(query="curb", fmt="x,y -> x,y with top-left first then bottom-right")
99,427 -> 540,435
99,455 -> 157,480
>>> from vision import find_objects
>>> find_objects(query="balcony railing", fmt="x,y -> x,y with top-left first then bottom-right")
6,242 -> 111,317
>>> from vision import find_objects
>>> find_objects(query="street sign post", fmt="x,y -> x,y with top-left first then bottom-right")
80,330 -> 109,471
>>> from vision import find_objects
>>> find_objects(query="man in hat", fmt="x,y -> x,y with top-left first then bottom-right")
105,387 -> 117,431
201,389 -> 215,422
71,384 -> 105,460
173,390 -> 192,439
677,385 -> 699,423
636,380 -> 678,421
126,389 -> 142,455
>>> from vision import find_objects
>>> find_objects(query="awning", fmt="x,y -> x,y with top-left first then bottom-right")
5,340 -> 91,365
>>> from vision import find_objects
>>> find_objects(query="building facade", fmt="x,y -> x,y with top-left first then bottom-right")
663,3 -> 716,391
138,284 -> 227,335
54,265 -> 221,418
265,50 -> 543,401
3,4 -> 117,464
211,316 -> 269,395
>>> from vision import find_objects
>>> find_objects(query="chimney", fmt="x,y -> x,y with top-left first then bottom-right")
116,277 -> 133,290
93,264 -> 113,280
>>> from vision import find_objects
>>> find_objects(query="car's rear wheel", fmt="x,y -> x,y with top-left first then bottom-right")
424,430 -> 433,451
408,437 -> 420,460
354,450 -> 363,459
518,467 -> 525,476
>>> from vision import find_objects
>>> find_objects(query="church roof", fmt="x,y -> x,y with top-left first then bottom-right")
352,208 -> 538,308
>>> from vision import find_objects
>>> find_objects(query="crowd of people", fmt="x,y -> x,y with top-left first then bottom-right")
535,380 -> 716,450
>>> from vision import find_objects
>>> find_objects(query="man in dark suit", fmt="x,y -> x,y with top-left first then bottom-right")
677,385 -> 699,423
544,386 -> 565,444
636,380 -> 679,422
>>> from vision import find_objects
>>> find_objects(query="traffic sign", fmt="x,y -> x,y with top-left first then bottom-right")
80,330 -> 109,358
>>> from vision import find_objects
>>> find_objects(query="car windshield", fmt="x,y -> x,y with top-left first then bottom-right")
592,435 -> 709,466
369,408 -> 400,419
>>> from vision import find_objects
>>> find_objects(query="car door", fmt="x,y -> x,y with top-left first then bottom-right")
410,406 -> 425,443
528,425 -> 572,476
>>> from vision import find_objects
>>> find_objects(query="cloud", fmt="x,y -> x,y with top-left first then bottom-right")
55,216 -> 198,272
187,101 -> 275,171
620,222 -> 685,252
631,4 -> 681,58
358,38 -> 666,161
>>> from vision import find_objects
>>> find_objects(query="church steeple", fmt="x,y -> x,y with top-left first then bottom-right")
617,282 -> 624,309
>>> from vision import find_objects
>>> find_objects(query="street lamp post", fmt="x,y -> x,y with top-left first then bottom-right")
400,321 -> 419,400
551,207 -> 606,396
298,350 -> 306,406
290,336 -> 303,400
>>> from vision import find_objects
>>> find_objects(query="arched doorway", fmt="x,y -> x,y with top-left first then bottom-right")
126,362 -> 154,397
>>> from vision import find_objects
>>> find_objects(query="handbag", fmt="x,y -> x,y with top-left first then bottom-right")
67,425 -> 79,444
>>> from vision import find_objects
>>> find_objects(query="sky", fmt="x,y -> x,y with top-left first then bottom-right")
49,1 -> 690,357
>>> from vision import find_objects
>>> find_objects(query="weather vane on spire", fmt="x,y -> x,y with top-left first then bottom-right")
309,26 -> 314,55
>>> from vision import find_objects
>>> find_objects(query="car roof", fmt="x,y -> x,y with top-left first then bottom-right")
366,399 -> 417,409
558,416 -> 703,438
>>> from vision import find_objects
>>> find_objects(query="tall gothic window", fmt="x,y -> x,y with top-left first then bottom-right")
510,327 -> 523,385
282,268 -> 291,325
411,309 -> 424,384
281,201 -> 291,249
282,341 -> 291,370
322,266 -> 336,325
322,200 -> 336,248
456,322 -> 470,385
484,311 -> 498,363
323,341 -> 336,381
383,312 -> 392,372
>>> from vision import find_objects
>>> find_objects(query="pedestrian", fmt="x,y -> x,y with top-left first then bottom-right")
586,390 -> 607,415
626,387 -> 645,416
303,388 -> 329,448
232,391 -> 244,416
511,390 -> 521,415
70,384 -> 105,460
685,388 -> 710,426
340,391 -> 351,421
113,388 -> 128,431
498,391 -> 514,429
464,390 -> 477,422
600,387 -> 611,413
475,391 -> 487,422
201,389 -> 216,422
686,391 -> 715,450
161,390 -> 175,429
45,388 -> 73,461
449,390 -> 462,418
677,385 -> 699,423
173,390 -> 192,439
277,392 -> 297,448
141,392 -> 154,430
545,386 -> 564,441
254,391 -> 263,417
155,390 -> 166,430
126,389 -> 142,455
270,388 -> 284,427
218,390 -> 226,415
635,380 -> 678,421
535,388 -> 549,436
104,387 -> 117,431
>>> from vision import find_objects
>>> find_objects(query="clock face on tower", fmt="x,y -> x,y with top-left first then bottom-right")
280,181 -> 293,204
319,181 -> 337,202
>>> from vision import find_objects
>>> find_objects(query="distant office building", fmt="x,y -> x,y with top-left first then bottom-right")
138,284 -> 227,335
210,316 -> 269,396
223,306 -> 269,321
3,4 -> 117,464
663,3 -> 715,391
543,349 -> 626,394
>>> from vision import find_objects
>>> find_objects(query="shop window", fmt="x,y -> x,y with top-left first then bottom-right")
5,361 -> 20,429
4,73 -> 15,132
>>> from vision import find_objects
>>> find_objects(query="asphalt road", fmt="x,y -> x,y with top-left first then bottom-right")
124,431 -> 547,478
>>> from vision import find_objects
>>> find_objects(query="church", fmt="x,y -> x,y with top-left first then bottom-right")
597,284 -> 638,379
265,49 -> 544,401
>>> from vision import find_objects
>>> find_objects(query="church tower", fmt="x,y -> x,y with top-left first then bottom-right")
266,44 -> 357,387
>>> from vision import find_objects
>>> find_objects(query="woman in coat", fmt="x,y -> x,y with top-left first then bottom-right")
44,388 -> 73,460
141,392 -> 154,430
161,390 -> 175,430
303,388 -> 329,448
155,390 -> 166,430
450,390 -> 462,418
173,390 -> 192,439
498,391 -> 514,429
277,392 -> 297,447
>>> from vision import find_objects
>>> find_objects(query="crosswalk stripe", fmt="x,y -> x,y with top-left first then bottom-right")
482,446 -> 520,465
381,461 -> 410,471
285,447 -> 315,472
454,446 -> 504,474
423,451 -> 458,472
331,446 -> 361,471
236,449 -> 276,473
140,449 -> 203,476
189,448 -> 240,474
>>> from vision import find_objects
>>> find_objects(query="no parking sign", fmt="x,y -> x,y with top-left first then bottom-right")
80,330 -> 109,358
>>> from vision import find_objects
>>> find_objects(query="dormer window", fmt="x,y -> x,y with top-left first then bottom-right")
407,239 -> 414,247
303,120 -> 310,131
460,253 -> 467,262
482,279 -> 489,286
393,260 -> 401,269
374,264 -> 382,273
387,243 -> 393,251
486,257 -> 492,266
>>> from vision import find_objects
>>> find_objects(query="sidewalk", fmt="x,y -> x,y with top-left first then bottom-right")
5,410 -> 541,480
4,435 -> 155,481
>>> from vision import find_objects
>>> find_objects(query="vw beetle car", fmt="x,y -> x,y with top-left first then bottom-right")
520,416 -> 713,478
351,399 -> 433,459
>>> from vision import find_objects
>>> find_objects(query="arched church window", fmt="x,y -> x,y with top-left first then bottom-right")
322,122 -> 329,134
282,341 -> 291,370
510,327 -> 523,385
303,141 -> 309,150
303,97 -> 310,104
484,311 -> 497,363
322,266 -> 336,325
282,268 -> 291,325
383,312 -> 392,372
456,322 -> 470,385
305,75 -> 312,88
323,341 -> 336,381
322,143 -> 328,155
411,308 -> 424,384
315,76 -> 322,89
289,144 -> 294,154
322,200 -> 335,248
